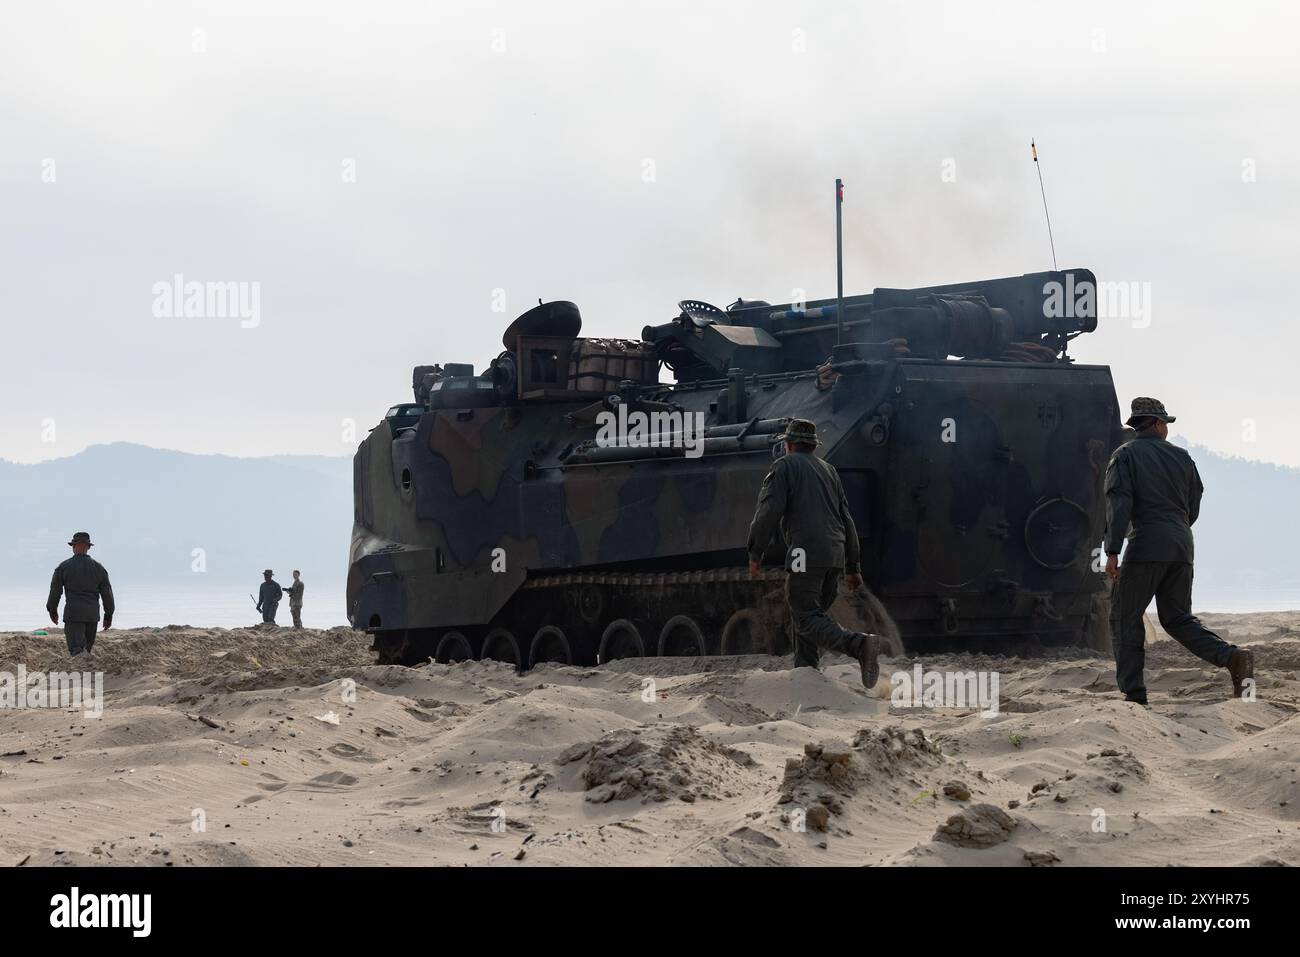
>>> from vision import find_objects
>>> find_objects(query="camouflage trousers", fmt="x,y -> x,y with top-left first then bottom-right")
262,603 -> 278,623
785,567 -> 861,669
64,620 -> 97,656
290,604 -> 303,629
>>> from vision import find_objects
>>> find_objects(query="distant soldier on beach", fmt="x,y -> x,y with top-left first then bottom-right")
46,531 -> 114,656
1106,397 -> 1254,704
747,418 -> 881,688
283,570 -> 305,629
255,569 -> 282,624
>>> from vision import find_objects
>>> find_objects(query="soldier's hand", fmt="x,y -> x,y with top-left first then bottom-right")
845,572 -> 864,591
1106,554 -> 1120,584
748,559 -> 762,579
49,611 -> 58,625
102,617 -> 112,631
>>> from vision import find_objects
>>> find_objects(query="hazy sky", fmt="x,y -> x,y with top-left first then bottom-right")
3,1 -> 1297,465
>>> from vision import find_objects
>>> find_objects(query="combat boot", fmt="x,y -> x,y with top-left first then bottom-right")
1228,648 -> 1254,699
856,633 -> 881,689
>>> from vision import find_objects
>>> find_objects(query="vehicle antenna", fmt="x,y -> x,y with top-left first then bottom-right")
835,178 -> 845,345
1031,140 -> 1058,271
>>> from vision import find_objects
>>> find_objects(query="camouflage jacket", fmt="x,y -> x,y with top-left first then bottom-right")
746,451 -> 861,573
283,580 -> 305,606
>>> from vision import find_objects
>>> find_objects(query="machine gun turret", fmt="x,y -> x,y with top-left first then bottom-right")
643,268 -> 1099,381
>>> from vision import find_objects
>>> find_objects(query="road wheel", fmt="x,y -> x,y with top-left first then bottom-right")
434,630 -> 475,664
720,608 -> 780,656
658,615 -> 707,657
529,625 -> 572,668
372,629 -> 410,665
599,619 -> 648,662
480,627 -> 522,669
575,585 -> 604,626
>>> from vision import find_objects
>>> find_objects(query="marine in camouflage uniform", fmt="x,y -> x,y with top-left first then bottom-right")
46,531 -> 114,656
1105,397 -> 1253,705
256,569 -> 282,624
283,570 -> 305,629
747,419 -> 880,687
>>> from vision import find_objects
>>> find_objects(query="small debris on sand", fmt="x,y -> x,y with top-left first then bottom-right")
943,781 -> 971,801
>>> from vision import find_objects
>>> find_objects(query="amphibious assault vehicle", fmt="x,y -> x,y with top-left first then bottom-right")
349,268 -> 1122,667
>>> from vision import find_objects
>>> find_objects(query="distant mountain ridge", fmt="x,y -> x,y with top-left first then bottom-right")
0,438 -> 1295,607
0,443 -> 352,590
1171,437 -> 1300,596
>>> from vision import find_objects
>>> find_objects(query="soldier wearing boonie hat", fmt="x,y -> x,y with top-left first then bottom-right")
746,418 -> 882,687
779,418 -> 820,447
1125,395 -> 1177,426
46,532 -> 115,655
1105,398 -> 1253,704
256,568 -> 283,624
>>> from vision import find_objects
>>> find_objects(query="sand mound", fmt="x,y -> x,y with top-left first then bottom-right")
852,725 -> 945,772
777,728 -> 946,832
560,724 -> 759,805
0,626 -> 372,678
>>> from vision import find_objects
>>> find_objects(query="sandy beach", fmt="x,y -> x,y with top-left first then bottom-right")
1,612 -> 1297,867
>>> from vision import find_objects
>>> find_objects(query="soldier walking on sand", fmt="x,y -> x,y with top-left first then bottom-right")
1106,397 -> 1254,705
256,569 -> 282,624
747,419 -> 881,688
283,570 -> 305,629
46,531 -> 114,656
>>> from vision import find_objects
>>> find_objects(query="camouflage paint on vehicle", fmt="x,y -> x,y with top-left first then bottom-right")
349,268 -> 1122,667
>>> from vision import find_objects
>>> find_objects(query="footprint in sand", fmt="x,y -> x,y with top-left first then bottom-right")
240,771 -> 356,804
326,742 -> 381,762
307,770 -> 359,788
